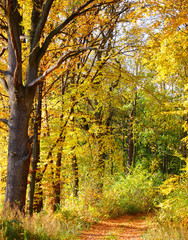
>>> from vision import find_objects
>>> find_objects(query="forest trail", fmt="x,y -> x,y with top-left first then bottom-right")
79,213 -> 154,240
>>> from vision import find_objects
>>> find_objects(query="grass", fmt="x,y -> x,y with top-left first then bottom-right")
143,220 -> 188,240
0,168 -> 187,239
0,207 -> 90,240
0,167 -> 159,239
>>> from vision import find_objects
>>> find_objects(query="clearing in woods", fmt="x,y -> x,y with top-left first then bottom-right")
79,213 -> 154,240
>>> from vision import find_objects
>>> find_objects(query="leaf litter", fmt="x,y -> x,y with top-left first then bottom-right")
79,213 -> 154,240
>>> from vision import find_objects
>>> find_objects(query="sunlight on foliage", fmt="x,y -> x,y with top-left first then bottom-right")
99,167 -> 160,217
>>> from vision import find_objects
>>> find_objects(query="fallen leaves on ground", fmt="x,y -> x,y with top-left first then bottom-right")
79,213 -> 154,240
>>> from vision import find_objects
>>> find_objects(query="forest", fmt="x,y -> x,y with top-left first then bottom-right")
0,0 -> 187,239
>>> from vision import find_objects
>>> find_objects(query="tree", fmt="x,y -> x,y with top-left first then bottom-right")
0,0 -> 132,211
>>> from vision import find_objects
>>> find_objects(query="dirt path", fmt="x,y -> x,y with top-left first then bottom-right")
79,213 -> 154,240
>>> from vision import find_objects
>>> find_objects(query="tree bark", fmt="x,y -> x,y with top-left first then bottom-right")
28,83 -> 43,215
127,127 -> 134,173
4,1 -> 36,210
72,154 -> 79,198
53,150 -> 62,211
33,176 -> 44,213
127,89 -> 137,174
97,151 -> 106,193
5,97 -> 32,211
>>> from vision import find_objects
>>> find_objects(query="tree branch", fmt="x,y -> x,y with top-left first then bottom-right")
0,118 -> 9,125
0,46 -> 8,57
0,68 -> 13,76
0,92 -> 8,98
0,3 -> 5,11
42,101 -> 77,175
27,47 -> 106,87
38,0 -> 95,60
0,23 -> 8,31
0,33 -> 8,42
0,69 -> 6,75
0,77 -> 8,91
31,0 -> 54,49
7,0 -> 22,88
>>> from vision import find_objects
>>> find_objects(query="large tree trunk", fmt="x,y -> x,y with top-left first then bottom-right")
5,9 -> 35,210
3,0 -> 36,211
5,90 -> 33,211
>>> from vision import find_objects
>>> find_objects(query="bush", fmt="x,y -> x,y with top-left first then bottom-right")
157,174 -> 188,226
99,166 -> 160,217
143,173 -> 188,240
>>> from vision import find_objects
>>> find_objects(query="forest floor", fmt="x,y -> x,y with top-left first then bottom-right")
79,213 -> 155,240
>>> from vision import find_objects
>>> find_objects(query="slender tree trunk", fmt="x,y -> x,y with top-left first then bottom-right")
28,83 -> 43,215
127,90 -> 137,174
122,123 -> 127,171
162,154 -> 168,178
111,159 -> 114,175
127,128 -> 134,173
72,154 -> 79,198
53,150 -> 62,211
33,93 -> 51,212
33,177 -> 43,212
53,74 -> 68,208
97,151 -> 106,193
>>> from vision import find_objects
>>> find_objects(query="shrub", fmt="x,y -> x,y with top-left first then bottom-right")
143,173 -> 188,240
99,166 -> 159,217
157,174 -> 188,226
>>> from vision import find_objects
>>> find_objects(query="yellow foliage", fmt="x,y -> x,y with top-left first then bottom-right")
159,175 -> 180,196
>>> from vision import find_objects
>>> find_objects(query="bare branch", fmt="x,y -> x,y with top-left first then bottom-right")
0,33 -> 8,42
0,23 -> 8,31
0,3 -> 5,11
0,46 -> 8,57
27,50 -> 82,87
38,0 -> 95,60
0,68 -> 12,77
0,69 -> 5,75
0,77 -> 8,91
42,101 -> 77,175
27,47 -> 106,87
0,118 -> 8,125
0,92 -> 8,98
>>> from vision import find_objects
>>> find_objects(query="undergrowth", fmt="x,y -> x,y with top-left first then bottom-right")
143,173 -> 188,240
1,167 -> 187,239
0,207 -> 89,240
0,167 -> 159,239
98,167 -> 160,218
